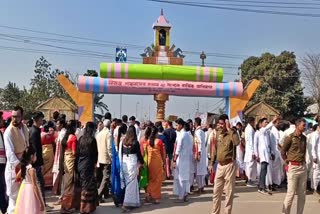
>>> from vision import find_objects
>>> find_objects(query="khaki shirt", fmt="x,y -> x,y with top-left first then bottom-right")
210,128 -> 240,165
281,132 -> 306,163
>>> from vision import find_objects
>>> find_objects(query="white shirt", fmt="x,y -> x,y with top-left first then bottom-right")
3,128 -> 24,168
311,131 -> 320,163
244,124 -> 255,162
195,127 -> 207,175
4,127 -> 26,196
175,129 -> 193,181
254,122 -> 274,163
134,124 -> 141,140
113,126 -> 120,142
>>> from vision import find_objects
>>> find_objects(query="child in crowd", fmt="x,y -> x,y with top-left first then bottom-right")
15,146 -> 45,214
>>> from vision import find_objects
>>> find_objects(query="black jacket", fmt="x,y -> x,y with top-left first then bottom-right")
29,125 -> 43,167
164,127 -> 177,155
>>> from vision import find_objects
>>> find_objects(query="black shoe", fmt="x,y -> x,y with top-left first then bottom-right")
258,189 -> 272,195
112,195 -> 120,207
104,192 -> 110,199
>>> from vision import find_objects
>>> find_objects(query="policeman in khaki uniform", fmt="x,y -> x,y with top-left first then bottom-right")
209,114 -> 240,214
281,118 -> 307,214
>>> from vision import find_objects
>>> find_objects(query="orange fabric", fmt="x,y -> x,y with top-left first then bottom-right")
146,139 -> 165,200
140,138 -> 148,156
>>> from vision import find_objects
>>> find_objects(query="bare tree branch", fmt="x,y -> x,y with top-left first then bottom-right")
301,53 -> 320,113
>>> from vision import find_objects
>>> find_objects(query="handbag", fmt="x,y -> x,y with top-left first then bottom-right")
209,169 -> 215,184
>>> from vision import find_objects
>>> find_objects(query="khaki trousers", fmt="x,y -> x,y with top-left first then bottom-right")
211,161 -> 236,214
282,163 -> 307,214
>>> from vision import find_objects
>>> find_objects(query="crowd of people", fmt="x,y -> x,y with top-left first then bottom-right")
0,107 -> 319,214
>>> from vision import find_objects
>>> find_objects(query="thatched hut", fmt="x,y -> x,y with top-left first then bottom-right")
244,102 -> 280,123
35,96 -> 77,121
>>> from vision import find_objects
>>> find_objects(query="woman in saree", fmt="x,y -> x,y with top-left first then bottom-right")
111,122 -> 127,207
139,127 -> 152,196
77,122 -> 99,214
144,126 -> 166,204
60,120 -> 80,214
52,118 -> 66,201
41,124 -> 56,187
119,125 -> 144,212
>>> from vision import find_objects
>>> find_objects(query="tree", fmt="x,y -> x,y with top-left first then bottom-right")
240,51 -> 307,118
0,82 -> 24,109
83,69 -> 108,120
301,54 -> 320,114
30,56 -> 74,108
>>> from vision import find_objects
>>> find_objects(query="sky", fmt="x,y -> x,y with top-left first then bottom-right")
0,0 -> 319,121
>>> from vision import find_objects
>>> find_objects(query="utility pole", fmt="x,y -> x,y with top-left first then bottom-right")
196,100 -> 200,115
119,95 -> 122,118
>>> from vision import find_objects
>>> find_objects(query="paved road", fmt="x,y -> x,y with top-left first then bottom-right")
45,181 -> 319,214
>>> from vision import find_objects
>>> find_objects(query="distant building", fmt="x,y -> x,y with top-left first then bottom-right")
306,103 -> 319,115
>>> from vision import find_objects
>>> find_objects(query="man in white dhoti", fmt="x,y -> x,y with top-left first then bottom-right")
244,117 -> 257,187
173,118 -> 193,203
312,125 -> 320,195
270,119 -> 283,189
194,117 -> 207,194
4,106 -> 29,214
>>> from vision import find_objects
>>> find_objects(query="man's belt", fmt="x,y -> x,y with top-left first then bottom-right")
289,161 -> 305,166
218,159 -> 233,166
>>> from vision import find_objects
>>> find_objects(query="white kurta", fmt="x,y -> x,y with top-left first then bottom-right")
4,128 -> 24,214
254,122 -> 274,164
176,130 -> 193,180
134,124 -> 141,140
173,129 -> 193,196
311,131 -> 320,190
244,124 -> 257,181
270,126 -> 282,186
254,130 -> 261,178
244,124 -> 255,163
255,122 -> 275,187
236,131 -> 245,173
195,128 -> 207,176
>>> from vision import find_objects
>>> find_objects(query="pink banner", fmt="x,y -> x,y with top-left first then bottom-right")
78,76 -> 243,97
